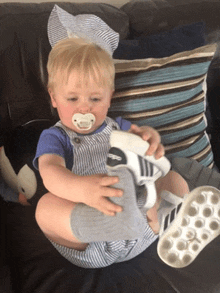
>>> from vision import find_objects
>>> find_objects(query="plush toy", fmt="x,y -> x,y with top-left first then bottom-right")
0,120 -> 54,206
0,156 -> 28,205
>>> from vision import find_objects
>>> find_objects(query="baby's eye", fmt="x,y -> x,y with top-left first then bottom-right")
68,97 -> 78,102
91,97 -> 101,102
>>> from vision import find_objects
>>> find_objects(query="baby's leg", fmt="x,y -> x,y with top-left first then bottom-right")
70,167 -> 147,242
35,193 -> 88,250
156,170 -> 190,199
36,168 -> 146,247
147,170 -> 190,234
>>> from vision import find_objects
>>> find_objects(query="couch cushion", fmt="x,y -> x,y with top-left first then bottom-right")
110,44 -> 217,167
113,22 -> 206,60
121,0 -> 220,70
121,0 -> 220,37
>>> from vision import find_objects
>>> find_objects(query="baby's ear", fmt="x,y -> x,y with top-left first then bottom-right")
108,91 -> 114,108
48,88 -> 57,108
110,89 -> 114,100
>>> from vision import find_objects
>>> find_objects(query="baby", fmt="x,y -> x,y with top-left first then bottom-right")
33,38 -> 189,268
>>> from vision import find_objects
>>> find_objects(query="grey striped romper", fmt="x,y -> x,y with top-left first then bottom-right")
50,117 -> 158,268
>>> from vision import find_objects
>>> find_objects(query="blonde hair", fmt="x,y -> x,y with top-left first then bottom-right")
47,38 -> 115,91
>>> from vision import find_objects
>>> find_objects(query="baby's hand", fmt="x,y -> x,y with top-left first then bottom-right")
129,124 -> 164,159
80,174 -> 123,216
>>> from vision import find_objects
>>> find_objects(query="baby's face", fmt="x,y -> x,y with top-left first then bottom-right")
49,71 -> 113,134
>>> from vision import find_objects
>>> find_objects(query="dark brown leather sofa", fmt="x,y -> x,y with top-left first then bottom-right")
1,1 -> 220,292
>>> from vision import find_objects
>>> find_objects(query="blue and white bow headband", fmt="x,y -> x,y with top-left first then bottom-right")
47,5 -> 119,56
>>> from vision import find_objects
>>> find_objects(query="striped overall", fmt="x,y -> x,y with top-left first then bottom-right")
50,117 -> 158,268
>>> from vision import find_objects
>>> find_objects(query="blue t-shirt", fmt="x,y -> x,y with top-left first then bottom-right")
33,117 -> 131,171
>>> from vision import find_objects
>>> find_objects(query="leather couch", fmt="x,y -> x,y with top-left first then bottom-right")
1,1 -> 220,292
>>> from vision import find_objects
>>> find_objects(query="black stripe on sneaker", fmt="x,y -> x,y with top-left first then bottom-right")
149,161 -> 154,176
163,203 -> 182,231
177,203 -> 182,213
144,158 -> 148,176
170,209 -> 176,222
164,214 -> 169,231
138,155 -> 144,176
138,155 -> 156,177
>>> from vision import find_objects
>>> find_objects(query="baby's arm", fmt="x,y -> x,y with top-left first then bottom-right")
38,154 -> 123,216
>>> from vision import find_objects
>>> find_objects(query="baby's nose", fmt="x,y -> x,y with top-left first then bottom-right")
78,102 -> 91,113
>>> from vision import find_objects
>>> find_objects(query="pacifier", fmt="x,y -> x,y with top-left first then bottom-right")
72,113 -> 96,131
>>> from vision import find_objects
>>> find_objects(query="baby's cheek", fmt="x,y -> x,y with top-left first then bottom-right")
61,106 -> 75,118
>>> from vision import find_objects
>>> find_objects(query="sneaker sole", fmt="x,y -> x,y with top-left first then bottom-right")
157,186 -> 220,268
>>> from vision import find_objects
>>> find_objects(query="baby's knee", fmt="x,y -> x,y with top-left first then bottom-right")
156,170 -> 189,197
169,170 -> 189,191
35,192 -> 54,229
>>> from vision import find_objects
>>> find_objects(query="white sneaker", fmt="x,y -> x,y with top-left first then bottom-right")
107,146 -> 162,209
107,131 -> 171,210
157,186 -> 220,268
109,130 -> 171,176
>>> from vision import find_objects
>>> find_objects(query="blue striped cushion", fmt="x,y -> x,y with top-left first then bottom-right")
110,44 -> 217,167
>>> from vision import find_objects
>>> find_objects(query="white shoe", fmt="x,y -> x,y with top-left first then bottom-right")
108,130 -> 171,210
107,146 -> 162,209
110,130 -> 171,176
157,186 -> 220,268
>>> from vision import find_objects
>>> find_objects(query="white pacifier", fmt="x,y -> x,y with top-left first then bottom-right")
72,113 -> 96,131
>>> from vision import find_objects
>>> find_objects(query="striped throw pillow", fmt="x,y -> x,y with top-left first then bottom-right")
110,44 -> 217,168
